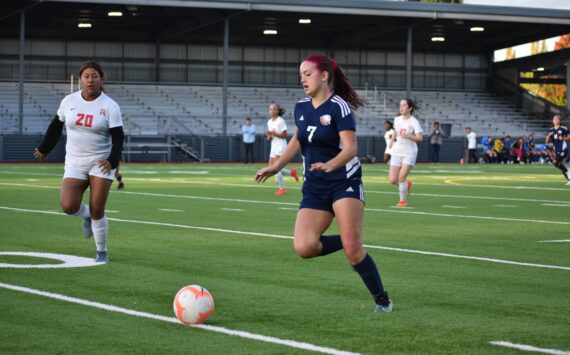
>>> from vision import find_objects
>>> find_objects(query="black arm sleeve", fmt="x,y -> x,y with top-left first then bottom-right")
37,116 -> 64,155
107,126 -> 125,169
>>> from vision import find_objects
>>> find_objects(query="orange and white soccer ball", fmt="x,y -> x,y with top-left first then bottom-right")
173,285 -> 214,325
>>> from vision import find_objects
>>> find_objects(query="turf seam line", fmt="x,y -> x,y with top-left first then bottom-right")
0,282 -> 361,355
1,206 -> 569,271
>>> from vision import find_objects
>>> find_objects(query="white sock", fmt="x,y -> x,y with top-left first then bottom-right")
275,172 -> 285,189
280,168 -> 291,175
399,181 -> 408,202
72,203 -> 90,219
91,216 -> 108,252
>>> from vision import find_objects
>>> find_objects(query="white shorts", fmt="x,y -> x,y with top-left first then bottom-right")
390,154 -> 417,167
269,141 -> 287,158
64,162 -> 116,181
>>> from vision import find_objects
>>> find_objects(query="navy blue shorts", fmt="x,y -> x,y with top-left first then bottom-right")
554,148 -> 568,163
300,178 -> 365,213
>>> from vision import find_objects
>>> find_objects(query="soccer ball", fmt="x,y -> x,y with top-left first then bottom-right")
173,285 -> 214,325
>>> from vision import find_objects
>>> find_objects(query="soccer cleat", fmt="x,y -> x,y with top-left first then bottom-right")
396,201 -> 407,207
117,182 -> 125,190
95,251 -> 109,263
407,180 -> 412,197
275,188 -> 288,195
374,300 -> 393,313
374,292 -> 393,313
83,217 -> 93,238
291,168 -> 299,182
566,180 -> 570,186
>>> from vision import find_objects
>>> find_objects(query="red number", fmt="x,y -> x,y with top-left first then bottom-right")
75,113 -> 85,126
400,129 -> 407,136
75,113 -> 93,127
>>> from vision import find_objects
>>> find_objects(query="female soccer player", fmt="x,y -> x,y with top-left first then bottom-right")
255,54 -> 392,313
546,114 -> 569,184
265,103 -> 299,195
383,120 -> 394,163
34,61 -> 124,263
388,99 -> 424,207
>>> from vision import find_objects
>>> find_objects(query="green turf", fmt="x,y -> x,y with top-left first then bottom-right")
0,162 -> 569,354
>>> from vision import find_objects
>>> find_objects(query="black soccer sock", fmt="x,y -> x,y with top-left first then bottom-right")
557,164 -> 568,179
116,174 -> 123,182
352,253 -> 387,303
319,235 -> 343,256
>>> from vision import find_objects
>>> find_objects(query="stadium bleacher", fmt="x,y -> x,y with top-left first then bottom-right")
0,81 -> 549,138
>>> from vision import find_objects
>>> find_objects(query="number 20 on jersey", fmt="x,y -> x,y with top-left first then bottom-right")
75,113 -> 94,127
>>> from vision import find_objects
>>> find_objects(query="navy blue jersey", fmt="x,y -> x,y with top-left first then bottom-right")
295,94 -> 361,182
548,126 -> 568,153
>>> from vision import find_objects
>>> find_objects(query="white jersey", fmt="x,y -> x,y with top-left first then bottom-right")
392,115 -> 423,157
57,91 -> 123,167
384,128 -> 395,154
467,131 -> 477,149
267,116 -> 288,150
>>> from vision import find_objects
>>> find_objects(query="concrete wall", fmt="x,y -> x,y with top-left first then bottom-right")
1,134 -> 467,164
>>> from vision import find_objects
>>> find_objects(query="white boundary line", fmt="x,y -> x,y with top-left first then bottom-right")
539,239 -> 570,243
0,282 -> 360,355
1,206 -> 569,271
489,341 -> 570,355
5,183 -> 564,226
3,180 -> 569,205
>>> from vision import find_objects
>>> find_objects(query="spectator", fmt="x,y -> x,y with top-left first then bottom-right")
503,135 -> 514,164
465,127 -> 477,163
481,136 -> 497,163
525,134 -> 539,164
242,117 -> 256,164
512,137 -> 525,164
429,121 -> 446,163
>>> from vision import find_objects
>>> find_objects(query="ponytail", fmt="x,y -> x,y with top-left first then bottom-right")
303,54 -> 365,111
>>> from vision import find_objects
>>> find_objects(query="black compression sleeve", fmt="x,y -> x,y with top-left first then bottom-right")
37,116 -> 64,155
107,126 -> 125,169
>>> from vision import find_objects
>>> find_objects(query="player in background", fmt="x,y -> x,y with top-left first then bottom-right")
265,103 -> 299,195
255,54 -> 392,313
34,61 -> 124,263
545,114 -> 569,185
383,120 -> 394,164
388,99 -> 424,207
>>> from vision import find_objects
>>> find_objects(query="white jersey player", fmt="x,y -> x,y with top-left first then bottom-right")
265,104 -> 298,195
388,99 -> 424,207
34,61 -> 124,263
383,120 -> 394,163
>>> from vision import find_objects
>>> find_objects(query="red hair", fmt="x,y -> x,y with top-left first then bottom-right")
303,54 -> 364,110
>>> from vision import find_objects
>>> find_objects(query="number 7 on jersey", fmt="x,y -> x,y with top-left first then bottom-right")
307,125 -> 317,143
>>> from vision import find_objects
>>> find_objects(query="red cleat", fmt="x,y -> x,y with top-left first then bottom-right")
275,189 -> 288,195
396,201 -> 407,207
291,168 -> 299,182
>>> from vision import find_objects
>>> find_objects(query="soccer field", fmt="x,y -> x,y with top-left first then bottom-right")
1,162 -> 569,354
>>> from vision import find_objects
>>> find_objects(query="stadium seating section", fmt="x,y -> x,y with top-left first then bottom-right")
0,82 -> 548,137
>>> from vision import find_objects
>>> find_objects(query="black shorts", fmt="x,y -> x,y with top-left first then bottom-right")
554,148 -> 569,163
300,178 -> 364,213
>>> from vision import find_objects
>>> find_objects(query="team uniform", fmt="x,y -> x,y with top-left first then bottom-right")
384,128 -> 395,156
390,115 -> 423,166
548,125 -> 569,162
57,91 -> 123,180
267,116 -> 288,158
295,95 -> 363,212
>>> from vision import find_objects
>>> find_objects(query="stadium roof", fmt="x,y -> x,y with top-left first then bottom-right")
1,0 -> 570,53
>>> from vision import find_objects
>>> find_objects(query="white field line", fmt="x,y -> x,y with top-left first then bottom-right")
494,204 -> 518,208
221,208 -> 243,211
1,206 -> 569,271
1,183 -> 568,226
441,205 -> 465,209
542,203 -> 570,207
2,181 -> 569,205
159,209 -> 184,212
0,282 -> 360,355
539,239 -> 570,243
489,341 -> 570,355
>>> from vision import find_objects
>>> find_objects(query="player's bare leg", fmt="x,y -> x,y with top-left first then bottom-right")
60,178 -> 91,237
